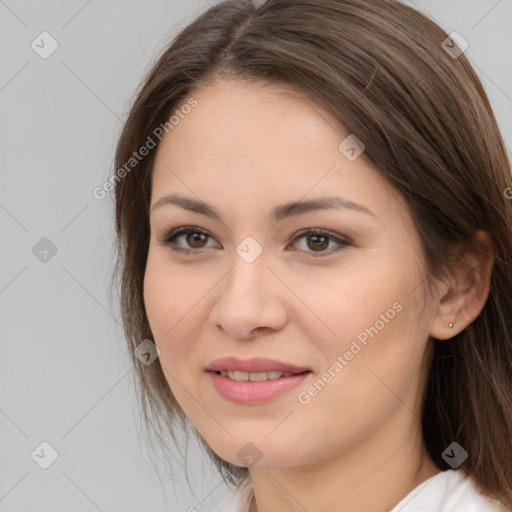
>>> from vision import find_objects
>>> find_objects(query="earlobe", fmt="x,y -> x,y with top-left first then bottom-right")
429,230 -> 494,341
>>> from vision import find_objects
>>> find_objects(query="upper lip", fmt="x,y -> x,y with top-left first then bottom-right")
206,357 -> 311,374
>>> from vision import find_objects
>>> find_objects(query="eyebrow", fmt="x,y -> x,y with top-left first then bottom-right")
151,193 -> 376,221
151,194 -> 376,222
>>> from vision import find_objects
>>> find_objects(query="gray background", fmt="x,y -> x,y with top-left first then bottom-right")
1,1 -> 511,511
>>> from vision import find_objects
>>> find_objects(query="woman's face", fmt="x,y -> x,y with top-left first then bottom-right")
144,79 -> 438,469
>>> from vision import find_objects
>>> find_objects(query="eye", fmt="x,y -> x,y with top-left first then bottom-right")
158,226 -> 351,257
158,226 -> 218,254
290,228 -> 350,257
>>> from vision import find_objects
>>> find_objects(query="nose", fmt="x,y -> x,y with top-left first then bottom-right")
209,250 -> 288,340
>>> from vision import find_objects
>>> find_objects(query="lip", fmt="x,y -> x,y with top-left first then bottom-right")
207,371 -> 311,404
206,357 -> 311,374
205,357 -> 312,404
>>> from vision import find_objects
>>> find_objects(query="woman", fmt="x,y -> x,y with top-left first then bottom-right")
111,1 -> 512,510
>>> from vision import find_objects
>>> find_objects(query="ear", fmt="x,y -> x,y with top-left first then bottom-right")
429,230 -> 495,340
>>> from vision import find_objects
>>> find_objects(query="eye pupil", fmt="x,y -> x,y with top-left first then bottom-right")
187,232 -> 207,248
307,234 -> 329,251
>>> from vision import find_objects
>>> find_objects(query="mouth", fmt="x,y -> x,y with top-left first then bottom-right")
207,370 -> 312,404
205,357 -> 313,404
211,369 -> 311,381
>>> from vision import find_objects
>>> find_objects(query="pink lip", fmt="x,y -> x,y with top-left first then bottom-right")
206,357 -> 311,374
207,371 -> 311,404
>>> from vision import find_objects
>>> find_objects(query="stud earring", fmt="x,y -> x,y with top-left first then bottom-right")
448,322 -> 454,328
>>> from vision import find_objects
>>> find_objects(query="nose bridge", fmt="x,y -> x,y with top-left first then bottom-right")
210,242 -> 288,338
224,243 -> 272,305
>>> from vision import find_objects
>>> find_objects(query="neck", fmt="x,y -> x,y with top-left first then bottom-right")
247,407 -> 440,512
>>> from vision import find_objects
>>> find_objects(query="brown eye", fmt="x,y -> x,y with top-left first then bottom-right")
186,231 -> 208,248
160,226 -> 217,254
306,234 -> 330,251
291,229 -> 350,257
160,226 -> 350,258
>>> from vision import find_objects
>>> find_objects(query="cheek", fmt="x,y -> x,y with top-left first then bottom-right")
143,254 -> 188,357
143,257 -> 201,413
302,249 -> 429,399
302,256 -> 413,353
143,261 -> 170,339
289,301 -> 429,466
143,245 -> 197,337
143,251 -> 210,374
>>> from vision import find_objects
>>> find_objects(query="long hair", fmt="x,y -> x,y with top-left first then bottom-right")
111,0 -> 512,505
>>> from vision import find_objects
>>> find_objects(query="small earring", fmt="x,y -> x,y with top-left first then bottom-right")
449,322 -> 454,328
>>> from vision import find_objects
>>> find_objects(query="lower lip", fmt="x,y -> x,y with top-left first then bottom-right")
207,371 -> 311,404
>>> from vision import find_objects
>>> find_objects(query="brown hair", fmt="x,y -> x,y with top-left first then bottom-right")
111,0 -> 512,505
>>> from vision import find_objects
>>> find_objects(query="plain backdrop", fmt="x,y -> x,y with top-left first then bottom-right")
1,1 -> 511,511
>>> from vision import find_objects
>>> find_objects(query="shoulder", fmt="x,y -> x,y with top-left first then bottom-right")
209,476 -> 254,512
391,469 -> 509,512
208,470 -> 509,512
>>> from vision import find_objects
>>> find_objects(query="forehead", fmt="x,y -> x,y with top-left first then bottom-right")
150,79 -> 407,224
170,79 -> 339,152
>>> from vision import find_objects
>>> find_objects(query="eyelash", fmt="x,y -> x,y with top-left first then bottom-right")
158,226 -> 351,258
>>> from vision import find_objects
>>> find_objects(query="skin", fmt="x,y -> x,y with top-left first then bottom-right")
143,79 -> 494,512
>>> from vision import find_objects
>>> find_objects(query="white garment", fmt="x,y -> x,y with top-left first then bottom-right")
210,469 -> 508,512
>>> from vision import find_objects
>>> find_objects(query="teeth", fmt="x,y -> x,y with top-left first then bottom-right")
219,370 -> 295,381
